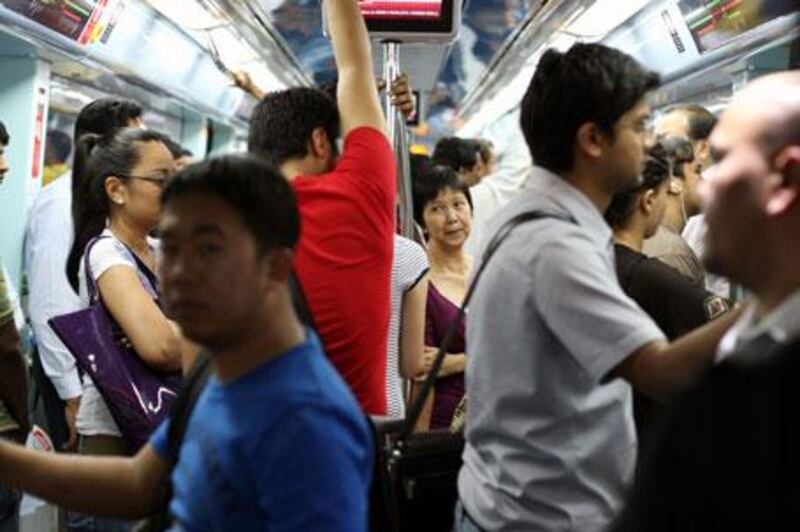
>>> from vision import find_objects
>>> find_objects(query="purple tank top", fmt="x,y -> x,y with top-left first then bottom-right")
425,283 -> 466,430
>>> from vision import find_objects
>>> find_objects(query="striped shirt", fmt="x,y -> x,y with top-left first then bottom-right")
386,235 -> 428,419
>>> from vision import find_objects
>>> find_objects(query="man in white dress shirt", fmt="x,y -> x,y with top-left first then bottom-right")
25,98 -> 143,451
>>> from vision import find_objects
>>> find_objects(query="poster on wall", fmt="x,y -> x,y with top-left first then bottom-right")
4,0 -> 124,45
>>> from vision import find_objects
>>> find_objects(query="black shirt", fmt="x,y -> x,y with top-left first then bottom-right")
613,336 -> 800,532
614,244 -> 728,340
614,244 -> 730,450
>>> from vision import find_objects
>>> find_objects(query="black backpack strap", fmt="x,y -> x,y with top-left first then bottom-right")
398,210 -> 577,441
151,351 -> 214,529
288,269 -> 318,331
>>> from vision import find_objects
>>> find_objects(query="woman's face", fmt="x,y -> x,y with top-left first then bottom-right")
422,187 -> 472,250
110,140 -> 175,230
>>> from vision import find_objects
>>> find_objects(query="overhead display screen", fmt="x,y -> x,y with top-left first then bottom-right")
353,0 -> 457,39
677,0 -> 798,53
358,0 -> 443,20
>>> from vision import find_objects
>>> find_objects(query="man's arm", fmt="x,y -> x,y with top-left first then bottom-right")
0,440 -> 167,518
614,306 -> 742,398
327,0 -> 387,137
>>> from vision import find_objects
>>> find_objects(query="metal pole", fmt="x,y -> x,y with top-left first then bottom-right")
382,40 -> 415,239
382,41 -> 400,150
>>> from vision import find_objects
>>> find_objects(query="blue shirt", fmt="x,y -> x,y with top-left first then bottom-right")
150,332 -> 373,531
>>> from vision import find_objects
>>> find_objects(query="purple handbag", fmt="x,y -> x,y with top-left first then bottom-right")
49,236 -> 182,452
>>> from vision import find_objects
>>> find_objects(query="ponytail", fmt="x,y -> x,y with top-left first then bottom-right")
66,128 -> 164,293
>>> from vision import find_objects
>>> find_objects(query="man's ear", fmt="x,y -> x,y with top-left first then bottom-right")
309,127 -> 331,159
266,249 -> 294,284
641,188 -> 657,215
576,122 -> 605,161
668,177 -> 684,196
767,145 -> 800,216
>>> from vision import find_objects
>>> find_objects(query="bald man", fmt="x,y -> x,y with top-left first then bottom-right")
613,71 -> 800,532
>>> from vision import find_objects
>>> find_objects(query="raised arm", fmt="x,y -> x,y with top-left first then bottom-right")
327,0 -> 387,137
0,439 -> 166,518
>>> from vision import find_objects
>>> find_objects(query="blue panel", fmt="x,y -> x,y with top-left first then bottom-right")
0,34 -> 48,287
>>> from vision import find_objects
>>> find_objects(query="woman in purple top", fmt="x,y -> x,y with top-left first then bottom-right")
413,164 -> 473,430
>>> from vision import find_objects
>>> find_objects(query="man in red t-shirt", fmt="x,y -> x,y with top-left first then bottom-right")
247,0 -> 410,415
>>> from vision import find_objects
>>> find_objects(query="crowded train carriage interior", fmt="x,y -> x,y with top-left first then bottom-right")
0,0 -> 798,531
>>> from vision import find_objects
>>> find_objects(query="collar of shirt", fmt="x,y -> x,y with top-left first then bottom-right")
524,166 -> 613,249
717,289 -> 800,362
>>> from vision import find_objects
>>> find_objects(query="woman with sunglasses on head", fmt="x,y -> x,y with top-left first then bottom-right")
65,129 -> 195,465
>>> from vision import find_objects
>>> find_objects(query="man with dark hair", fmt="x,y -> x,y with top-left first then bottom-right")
606,145 -> 729,447
24,98 -> 144,452
642,135 -> 706,284
456,43 -> 740,531
613,71 -> 800,532
0,154 -> 373,530
0,119 -> 29,532
158,135 -> 194,171
432,137 -> 483,186
655,103 -> 733,298
248,0 -> 399,416
43,129 -> 73,186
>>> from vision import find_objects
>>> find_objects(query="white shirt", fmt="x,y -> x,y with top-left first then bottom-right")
682,214 -> 734,299
716,290 -> 800,363
76,230 -> 159,437
459,167 -> 665,531
463,109 -> 533,257
24,173 -> 83,400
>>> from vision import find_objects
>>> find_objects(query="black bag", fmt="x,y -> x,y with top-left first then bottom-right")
369,210 -> 576,532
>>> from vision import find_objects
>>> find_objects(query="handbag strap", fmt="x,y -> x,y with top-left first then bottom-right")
397,209 -> 577,442
83,235 -> 159,304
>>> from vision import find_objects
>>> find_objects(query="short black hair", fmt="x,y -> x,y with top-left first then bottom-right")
162,155 -> 300,252
0,120 -> 8,145
158,135 -> 193,160
663,104 -> 717,141
74,98 -> 143,141
605,144 -> 670,229
660,136 -> 694,179
432,137 -> 479,172
248,88 -> 340,166
412,164 -> 473,227
520,43 -> 660,174
47,129 -> 72,162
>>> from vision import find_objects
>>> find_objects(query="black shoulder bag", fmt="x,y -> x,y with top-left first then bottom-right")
369,210 -> 577,532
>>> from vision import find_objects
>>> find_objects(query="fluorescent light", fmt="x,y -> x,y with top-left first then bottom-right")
145,0 -> 221,30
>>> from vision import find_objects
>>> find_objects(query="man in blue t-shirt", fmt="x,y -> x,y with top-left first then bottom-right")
0,153 -> 373,530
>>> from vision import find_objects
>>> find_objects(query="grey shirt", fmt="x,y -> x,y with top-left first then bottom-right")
458,167 -> 666,531
642,225 -> 705,286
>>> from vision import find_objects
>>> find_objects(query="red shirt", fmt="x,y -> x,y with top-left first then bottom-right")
292,127 -> 396,415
